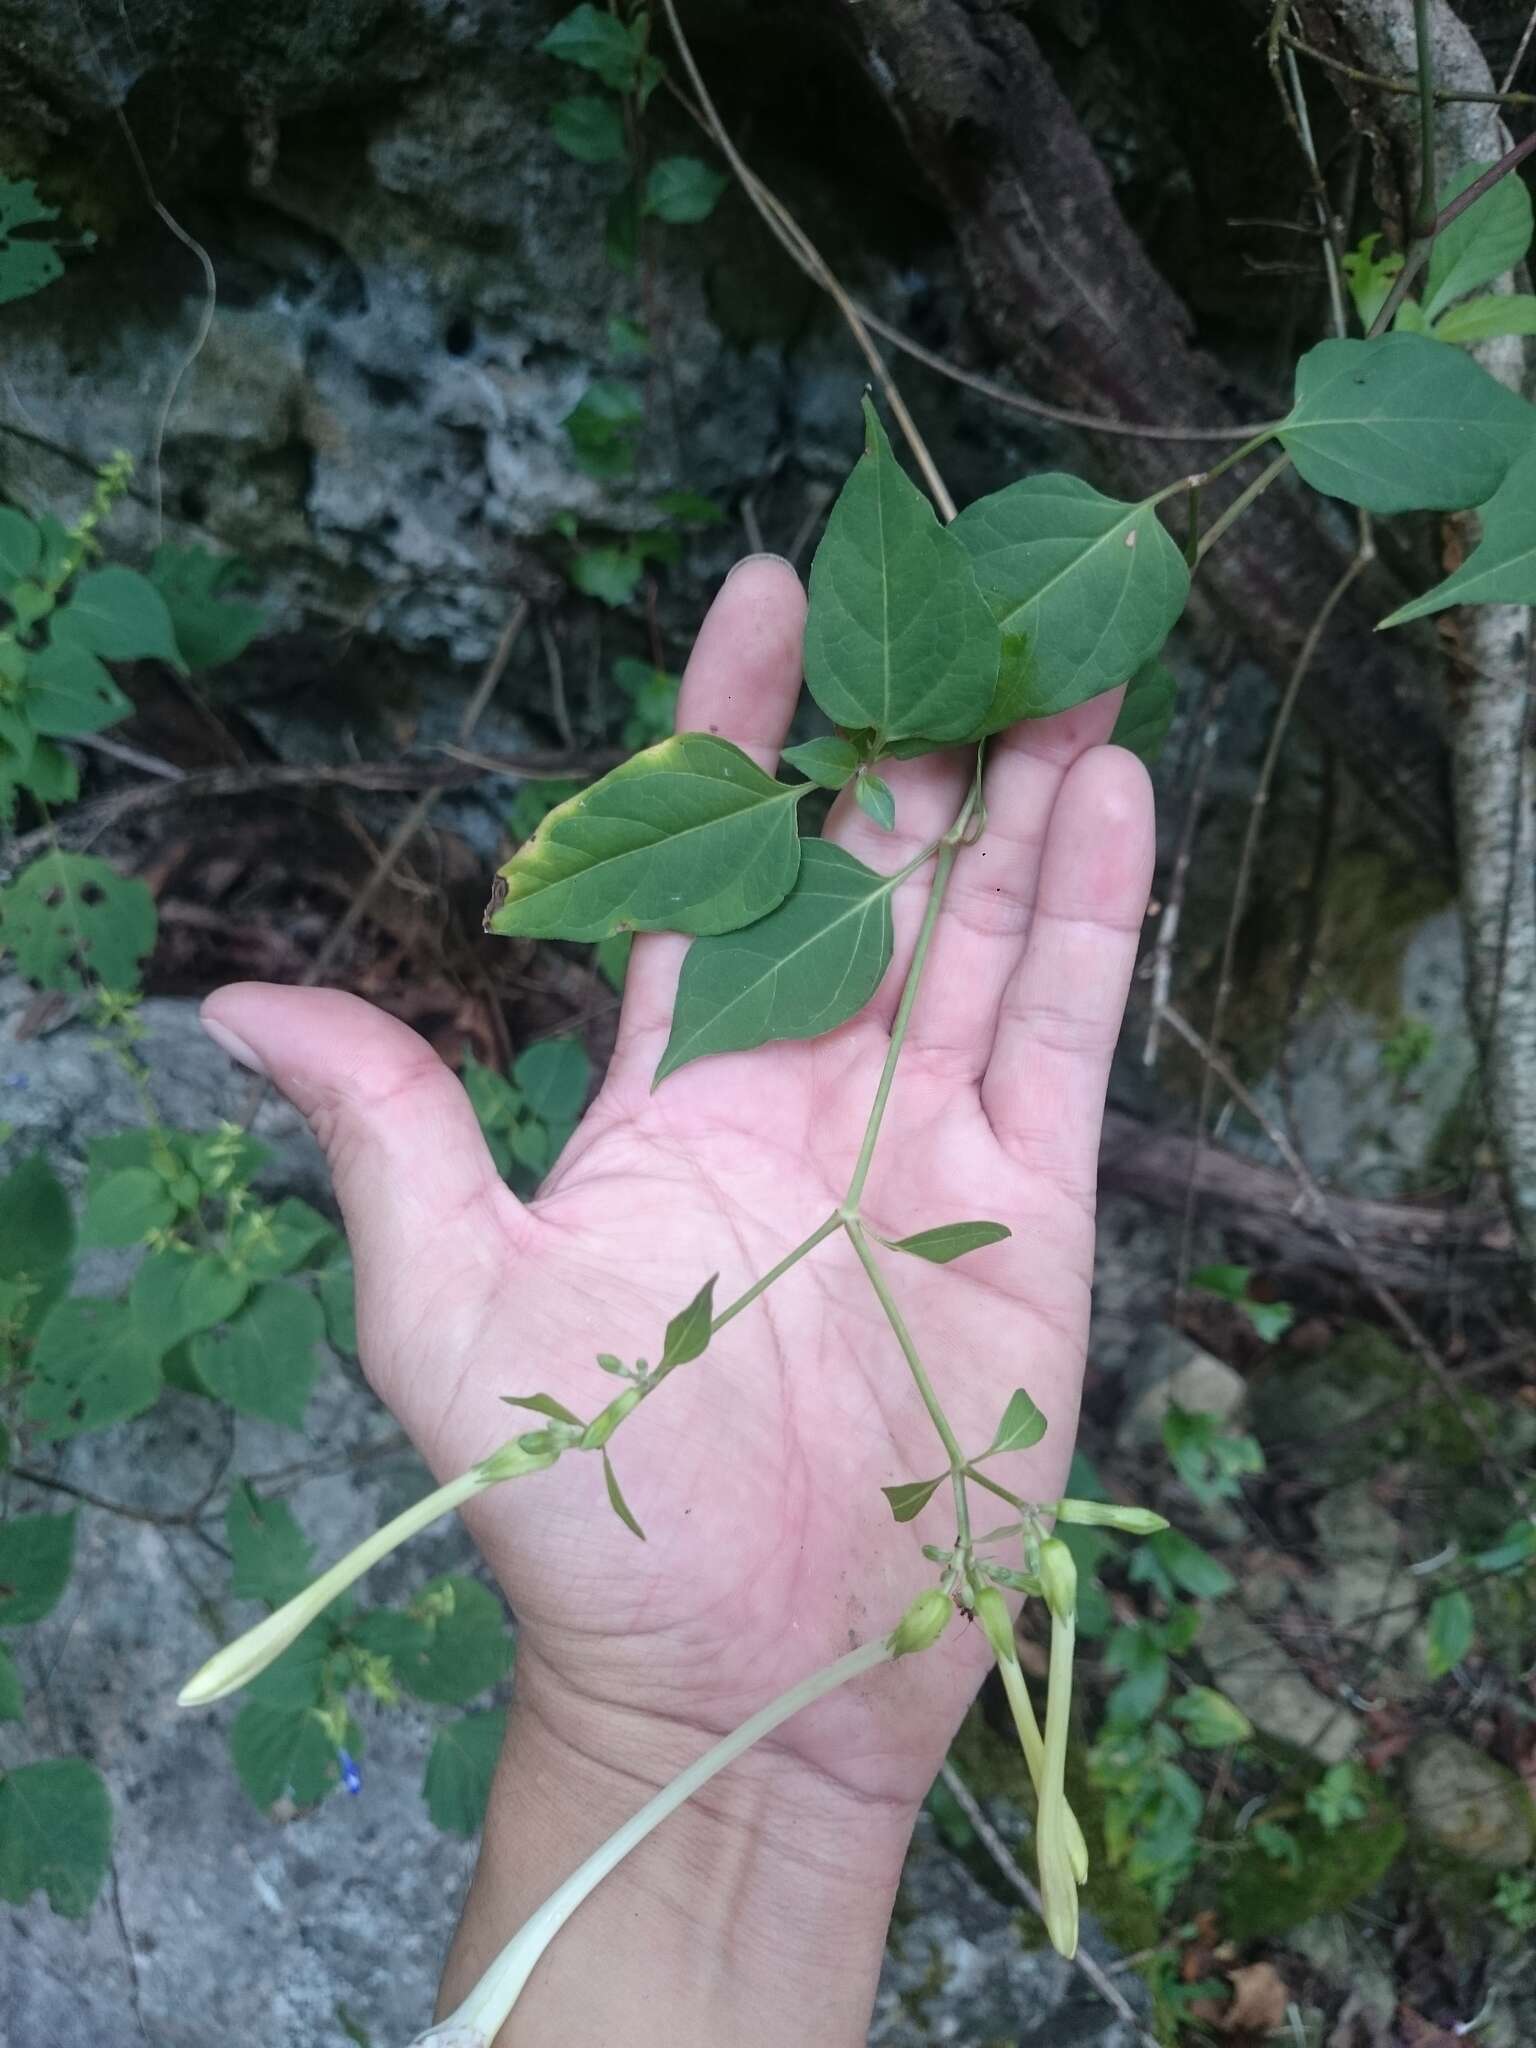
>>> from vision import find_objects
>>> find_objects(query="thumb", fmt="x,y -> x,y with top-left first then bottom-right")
200,983 -> 524,1285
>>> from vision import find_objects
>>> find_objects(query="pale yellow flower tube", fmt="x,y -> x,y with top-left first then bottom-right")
973,1586 -> 1090,1885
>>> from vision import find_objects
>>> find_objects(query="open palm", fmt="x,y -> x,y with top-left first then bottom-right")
204,557 -> 1153,1828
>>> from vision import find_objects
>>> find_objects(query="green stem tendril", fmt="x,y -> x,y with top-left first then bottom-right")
407,1596 -> 949,2048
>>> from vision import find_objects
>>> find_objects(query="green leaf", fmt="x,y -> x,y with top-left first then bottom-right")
315,1246 -> 357,1357
1146,1527 -> 1234,1599
1277,334 -> 1534,513
1340,231 -> 1404,332
500,1391 -> 582,1425
563,378 -> 644,479
1109,658 -> 1176,764
781,736 -> 861,789
0,508 -> 41,584
881,1474 -> 944,1523
549,94 -> 628,166
235,1196 -> 333,1280
984,1387 -> 1048,1456
514,1037 -> 590,1124
18,741 -> 78,805
654,489 -> 723,524
0,1152 -> 73,1279
190,1281 -> 325,1428
885,1220 -> 1011,1265
21,640 -> 132,737
1190,1262 -> 1251,1302
1432,292 -> 1536,345
655,839 -> 895,1080
26,1296 -> 162,1437
246,1621 -> 330,1710
1103,1627 -> 1169,1726
660,1275 -> 716,1369
0,1759 -> 111,1916
396,1576 -> 515,1703
570,546 -> 643,605
229,1701 -> 345,1809
0,850 -> 157,993
854,770 -> 895,831
596,930 -> 632,990
1426,1587 -> 1475,1677
1242,1298 -> 1294,1344
131,1248 -> 249,1356
1473,1521 -> 1536,1573
538,5 -> 642,88
486,733 -> 806,943
226,1481 -> 314,1607
79,1166 -> 176,1248
1422,162 -> 1534,326
1380,437 -> 1536,625
0,1643 -> 21,1721
1170,1686 -> 1252,1749
952,475 -> 1190,719
0,177 -> 67,306
608,314 -> 650,359
148,544 -> 264,669
602,1449 -> 646,1539
643,155 -> 728,224
803,398 -> 999,745
0,1512 -> 75,1625
52,565 -> 183,667
423,1708 -> 506,1836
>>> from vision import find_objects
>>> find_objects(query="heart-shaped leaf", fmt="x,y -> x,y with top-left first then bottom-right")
983,1388 -> 1048,1457
1422,161 -> 1534,325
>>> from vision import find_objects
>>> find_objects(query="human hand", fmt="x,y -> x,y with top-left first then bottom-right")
201,556 -> 1153,2043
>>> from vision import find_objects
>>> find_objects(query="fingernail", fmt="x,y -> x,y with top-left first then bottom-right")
725,552 -> 797,583
201,1013 -> 266,1076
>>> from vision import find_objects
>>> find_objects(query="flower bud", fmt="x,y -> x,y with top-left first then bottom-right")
886,1587 -> 952,1658
973,1585 -> 1019,1667
1051,1498 -> 1168,1535
1038,1537 -> 1078,1622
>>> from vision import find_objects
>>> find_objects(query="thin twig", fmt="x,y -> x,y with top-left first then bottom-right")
1500,6 -> 1536,94
1280,28 -> 1536,107
1373,129 -> 1536,332
936,1762 -> 1162,2048
1143,665 -> 1231,1067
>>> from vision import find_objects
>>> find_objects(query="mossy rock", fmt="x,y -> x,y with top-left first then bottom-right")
1222,1797 -> 1406,1941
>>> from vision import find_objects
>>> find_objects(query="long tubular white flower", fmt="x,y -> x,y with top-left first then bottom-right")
178,1437 -> 558,1708
1036,1538 -> 1081,1959
973,1587 -> 1089,1884
406,1629 -> 909,2048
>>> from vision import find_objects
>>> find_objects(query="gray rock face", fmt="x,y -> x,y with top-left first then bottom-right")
1198,1606 -> 1361,1766
1406,1735 -> 1536,1870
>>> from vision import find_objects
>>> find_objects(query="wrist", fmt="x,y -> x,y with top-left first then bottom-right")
439,1644 -> 916,2046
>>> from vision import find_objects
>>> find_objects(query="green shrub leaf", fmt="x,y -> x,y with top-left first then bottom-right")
0,1759 -> 111,1916
0,1152 -> 74,1279
52,565 -> 183,668
0,177 -> 68,306
0,1643 -> 21,1721
854,770 -> 896,831
0,850 -> 157,992
643,155 -> 728,224
1170,1686 -> 1253,1749
548,94 -> 628,165
234,1196 -> 333,1279
131,1248 -> 249,1356
0,1512 -> 76,1625
804,398 -> 999,745
1426,1586 -> 1475,1677
984,1387 -> 1048,1456
486,733 -> 807,942
602,1449 -> 646,1540
1432,292 -> 1536,344
1278,333 -> 1534,512
656,839 -> 896,1079
1109,657 -> 1177,763
885,1220 -> 1011,1264
1380,438 -> 1536,625
79,1166 -> 177,1248
0,507 -> 41,583
1422,162 -> 1534,326
781,736 -> 861,789
952,475 -> 1189,718
395,1576 -> 515,1703
1146,1526 -> 1234,1599
229,1701 -> 348,1810
148,545 -> 264,669
539,5 -> 642,88
423,1708 -> 507,1836
23,641 -> 133,737
190,1281 -> 325,1428
513,1037 -> 590,1124
26,1297 -> 162,1437
226,1481 -> 315,1607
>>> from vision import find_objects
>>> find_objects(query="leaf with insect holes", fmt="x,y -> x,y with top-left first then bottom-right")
1381,437 -> 1536,624
1278,334 -> 1535,512
0,177 -> 69,306
0,850 -> 157,992
884,1220 -> 1011,1265
501,1392 -> 582,1425
643,156 -> 728,224
1433,293 -> 1536,344
549,95 -> 627,165
0,1512 -> 75,1625
1426,1587 -> 1475,1677
804,399 -> 999,746
423,1709 -> 506,1836
603,1450 -> 646,1539
1109,658 -> 1176,764
952,475 -> 1189,719
1341,232 -> 1404,331
656,840 -> 896,1080
981,1387 -> 1048,1457
26,1296 -> 162,1438
781,736 -> 861,790
1422,162 -> 1534,326
22,641 -> 132,737
881,1475 -> 945,1524
486,734 -> 808,943
660,1275 -> 716,1369
0,1760 -> 111,1917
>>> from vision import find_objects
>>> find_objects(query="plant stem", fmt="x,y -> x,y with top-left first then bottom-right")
706,1210 -> 845,1339
1372,129 -> 1536,333
1186,426 -> 1277,494
410,1635 -> 896,2048
1413,0 -> 1438,234
1195,451 -> 1293,563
